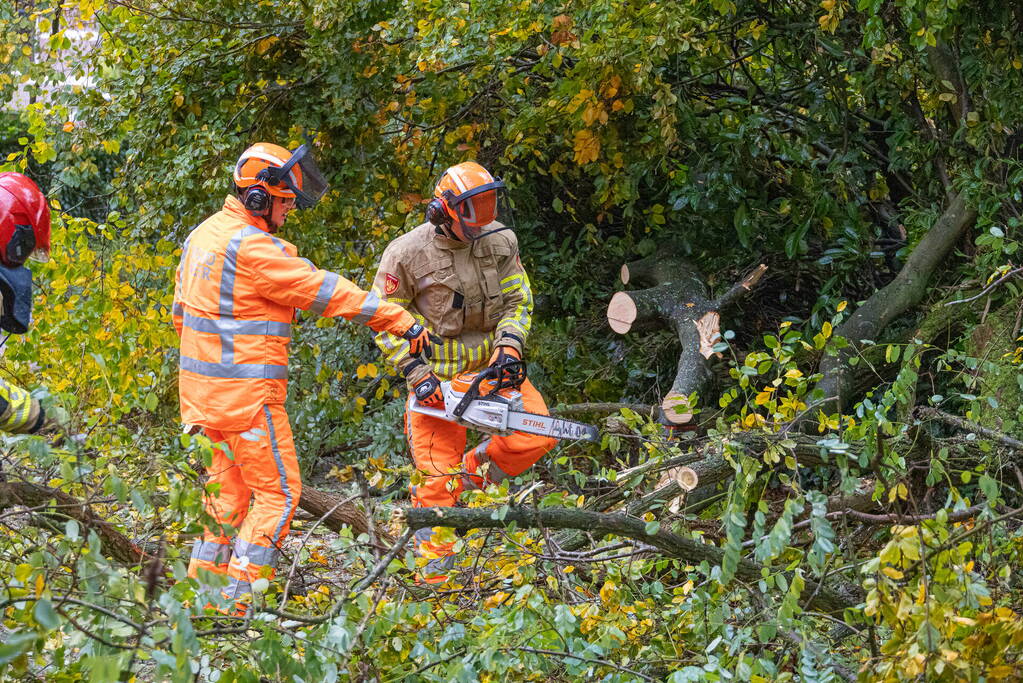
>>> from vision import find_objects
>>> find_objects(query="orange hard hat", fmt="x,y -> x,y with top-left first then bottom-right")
233,142 -> 304,200
428,162 -> 508,241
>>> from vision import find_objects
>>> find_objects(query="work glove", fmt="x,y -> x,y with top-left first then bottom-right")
401,322 -> 434,360
410,369 -> 444,408
488,344 -> 521,367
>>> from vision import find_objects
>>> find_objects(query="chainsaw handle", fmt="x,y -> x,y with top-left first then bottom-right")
452,367 -> 496,418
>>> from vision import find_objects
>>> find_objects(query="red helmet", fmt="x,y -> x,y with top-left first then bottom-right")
0,172 -> 51,267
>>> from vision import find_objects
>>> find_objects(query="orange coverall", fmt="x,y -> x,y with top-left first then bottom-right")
372,222 -> 555,566
175,195 -> 414,600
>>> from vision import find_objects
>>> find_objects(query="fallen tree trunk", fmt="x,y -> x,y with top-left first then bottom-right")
405,505 -> 860,614
0,481 -> 146,565
817,193 -> 976,415
608,257 -> 767,425
299,486 -> 379,539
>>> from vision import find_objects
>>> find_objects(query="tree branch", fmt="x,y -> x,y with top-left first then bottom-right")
404,506 -> 860,613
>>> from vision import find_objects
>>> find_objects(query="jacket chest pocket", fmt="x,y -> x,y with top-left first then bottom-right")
412,255 -> 463,337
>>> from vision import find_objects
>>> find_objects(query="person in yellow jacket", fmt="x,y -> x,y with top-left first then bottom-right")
371,161 -> 556,582
0,172 -> 60,435
174,141 -> 431,605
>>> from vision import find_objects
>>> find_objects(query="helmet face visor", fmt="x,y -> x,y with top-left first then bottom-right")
445,180 -> 514,241
270,143 -> 329,209
4,224 -> 37,267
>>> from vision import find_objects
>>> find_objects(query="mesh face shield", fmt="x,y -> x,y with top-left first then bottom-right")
443,180 -> 515,241
263,142 -> 329,209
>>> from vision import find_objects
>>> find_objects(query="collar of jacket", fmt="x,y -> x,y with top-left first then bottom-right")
222,194 -> 271,233
430,226 -> 469,250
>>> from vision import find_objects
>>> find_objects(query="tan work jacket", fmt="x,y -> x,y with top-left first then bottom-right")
372,223 -> 533,381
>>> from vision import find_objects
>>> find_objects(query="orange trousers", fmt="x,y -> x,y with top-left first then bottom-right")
405,378 -> 556,558
187,403 -> 301,601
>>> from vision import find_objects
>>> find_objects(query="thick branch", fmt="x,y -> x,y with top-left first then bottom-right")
405,506 -> 860,613
817,193 -> 976,413
0,482 -> 145,565
916,407 -> 1023,450
299,486 -> 385,540
550,402 -> 657,418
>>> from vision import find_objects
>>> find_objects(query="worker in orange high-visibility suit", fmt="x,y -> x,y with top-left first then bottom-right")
371,161 -> 556,583
175,141 -> 431,606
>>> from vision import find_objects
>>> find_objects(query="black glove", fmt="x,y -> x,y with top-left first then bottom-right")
401,322 -> 434,360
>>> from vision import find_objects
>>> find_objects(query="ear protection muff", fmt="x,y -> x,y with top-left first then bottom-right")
242,186 -> 271,215
425,190 -> 455,227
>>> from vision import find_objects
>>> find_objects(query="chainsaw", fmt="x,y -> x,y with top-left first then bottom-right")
409,358 -> 599,442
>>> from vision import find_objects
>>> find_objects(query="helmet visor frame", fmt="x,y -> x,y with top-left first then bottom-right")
264,142 -> 329,210
444,179 -> 513,241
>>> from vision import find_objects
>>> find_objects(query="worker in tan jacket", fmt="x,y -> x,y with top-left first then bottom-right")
372,161 -> 556,582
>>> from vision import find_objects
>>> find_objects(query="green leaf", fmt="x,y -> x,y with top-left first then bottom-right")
33,600 -> 60,631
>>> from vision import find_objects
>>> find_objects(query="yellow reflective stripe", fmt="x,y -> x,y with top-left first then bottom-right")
502,272 -> 533,334
16,394 -> 31,428
499,274 -> 522,285
0,379 -> 32,430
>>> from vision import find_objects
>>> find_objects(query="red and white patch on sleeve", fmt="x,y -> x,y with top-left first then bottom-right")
384,273 -> 400,295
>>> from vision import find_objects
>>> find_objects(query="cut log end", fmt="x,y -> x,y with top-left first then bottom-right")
620,263 -> 631,285
661,393 -> 694,425
607,291 -> 639,334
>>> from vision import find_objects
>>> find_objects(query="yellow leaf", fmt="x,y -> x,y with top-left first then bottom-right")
821,321 -> 832,338
882,566 -> 904,579
837,300 -> 847,312
572,129 -> 600,165
35,574 -> 45,597
367,363 -> 378,378
255,37 -> 278,54
62,121 -> 74,133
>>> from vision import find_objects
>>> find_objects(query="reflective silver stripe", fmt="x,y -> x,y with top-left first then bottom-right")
218,225 -> 262,320
308,271 -> 339,316
181,356 -> 288,379
352,291 -> 380,325
263,405 -> 294,544
413,527 -> 437,548
299,257 -> 316,271
463,439 -> 509,486
266,233 -> 289,255
183,313 -> 291,338
172,303 -> 184,316
191,540 -> 232,565
233,538 -> 279,567
219,225 -> 263,363
225,577 -> 252,600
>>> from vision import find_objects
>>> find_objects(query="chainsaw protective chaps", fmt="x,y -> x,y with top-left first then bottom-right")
187,403 -> 301,601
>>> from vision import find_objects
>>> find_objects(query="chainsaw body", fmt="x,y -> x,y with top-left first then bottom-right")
409,362 -> 599,442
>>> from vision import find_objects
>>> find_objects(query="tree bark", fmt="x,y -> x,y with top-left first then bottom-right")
0,481 -> 146,565
299,486 -> 384,540
816,193 -> 976,414
405,505 -> 860,613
